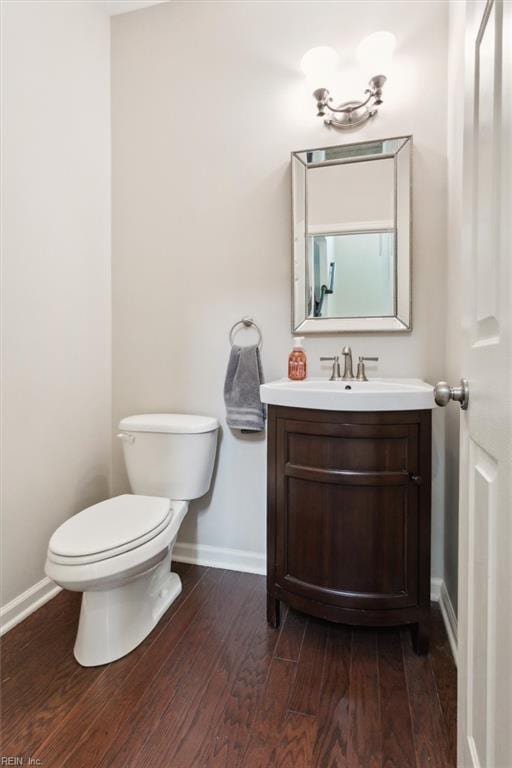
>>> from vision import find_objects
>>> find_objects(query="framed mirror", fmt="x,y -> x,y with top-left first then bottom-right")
292,136 -> 412,333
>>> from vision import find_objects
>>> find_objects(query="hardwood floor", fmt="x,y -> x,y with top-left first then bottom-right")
0,564 -> 456,767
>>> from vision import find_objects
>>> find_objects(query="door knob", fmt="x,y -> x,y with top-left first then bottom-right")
434,379 -> 469,410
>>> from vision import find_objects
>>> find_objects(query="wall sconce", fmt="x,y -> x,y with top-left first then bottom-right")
301,32 -> 396,129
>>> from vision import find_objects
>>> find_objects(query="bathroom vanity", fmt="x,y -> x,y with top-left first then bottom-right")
267,136 -> 436,653
261,378 -> 435,655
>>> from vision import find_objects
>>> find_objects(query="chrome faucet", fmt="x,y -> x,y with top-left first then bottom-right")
341,347 -> 354,379
321,347 -> 379,381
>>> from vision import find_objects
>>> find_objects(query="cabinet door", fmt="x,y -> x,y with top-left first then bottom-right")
275,418 -> 421,610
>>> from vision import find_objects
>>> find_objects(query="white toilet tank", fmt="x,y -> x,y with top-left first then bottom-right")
118,414 -> 219,500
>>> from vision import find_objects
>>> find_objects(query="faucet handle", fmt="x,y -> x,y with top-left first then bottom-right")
356,356 -> 379,382
320,356 -> 341,381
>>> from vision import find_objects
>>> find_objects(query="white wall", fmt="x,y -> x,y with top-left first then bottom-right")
111,0 -> 448,575
0,1 -> 112,617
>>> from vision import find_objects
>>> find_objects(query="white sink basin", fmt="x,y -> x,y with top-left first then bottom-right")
260,378 -> 436,412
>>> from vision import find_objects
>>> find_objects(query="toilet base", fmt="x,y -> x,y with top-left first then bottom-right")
74,552 -> 181,667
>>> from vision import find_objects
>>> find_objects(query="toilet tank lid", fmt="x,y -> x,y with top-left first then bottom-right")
119,413 -> 219,434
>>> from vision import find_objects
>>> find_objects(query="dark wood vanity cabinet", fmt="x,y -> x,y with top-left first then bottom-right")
266,406 -> 432,654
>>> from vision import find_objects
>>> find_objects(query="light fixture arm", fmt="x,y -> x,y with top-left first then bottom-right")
313,75 -> 387,129
326,89 -> 375,113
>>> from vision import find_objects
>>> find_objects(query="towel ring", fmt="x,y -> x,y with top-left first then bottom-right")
229,317 -> 263,349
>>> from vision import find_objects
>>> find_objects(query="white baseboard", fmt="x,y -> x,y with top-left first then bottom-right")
0,549 -> 459,666
173,542 -> 266,576
431,576 -> 458,663
1,577 -> 62,636
438,579 -> 458,665
430,576 -> 442,602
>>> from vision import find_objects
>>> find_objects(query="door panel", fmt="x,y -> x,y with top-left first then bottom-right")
458,1 -> 512,765
467,442 -> 498,768
286,429 -> 411,473
474,0 -> 500,341
283,478 -> 417,609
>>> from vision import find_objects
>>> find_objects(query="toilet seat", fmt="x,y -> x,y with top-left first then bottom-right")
45,499 -> 189,593
48,494 -> 172,566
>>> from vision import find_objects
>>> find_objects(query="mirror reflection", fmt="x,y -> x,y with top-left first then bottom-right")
309,232 -> 395,318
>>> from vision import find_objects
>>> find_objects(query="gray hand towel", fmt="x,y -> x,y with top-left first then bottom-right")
224,344 -> 266,432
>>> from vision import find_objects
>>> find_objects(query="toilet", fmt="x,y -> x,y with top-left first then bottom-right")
45,413 -> 218,667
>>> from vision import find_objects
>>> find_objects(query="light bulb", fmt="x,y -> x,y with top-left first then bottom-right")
300,46 -> 339,88
356,31 -> 396,79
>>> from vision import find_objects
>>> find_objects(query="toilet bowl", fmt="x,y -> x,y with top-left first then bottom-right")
45,413 -> 218,667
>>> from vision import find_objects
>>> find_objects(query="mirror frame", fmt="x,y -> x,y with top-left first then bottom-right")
291,135 -> 412,334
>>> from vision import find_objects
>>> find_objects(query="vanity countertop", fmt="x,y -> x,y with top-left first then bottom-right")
260,377 -> 436,412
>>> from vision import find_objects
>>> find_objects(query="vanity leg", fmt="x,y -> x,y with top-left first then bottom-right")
411,620 -> 430,655
267,594 -> 280,628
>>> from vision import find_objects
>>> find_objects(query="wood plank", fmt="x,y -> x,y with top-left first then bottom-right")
28,563 -> 204,765
5,562 -> 197,755
1,593 -> 88,748
274,608 -> 307,662
2,571 -> 457,768
378,629 -> 416,768
347,629 -> 382,768
136,573 -> 264,768
92,569 -> 250,768
42,567 -> 224,768
401,628 -> 451,768
429,606 -> 457,768
288,618 -> 327,716
197,584 -> 284,767
312,624 -> 352,768
242,658 -> 296,767
271,711 -> 318,768
0,589 -> 80,679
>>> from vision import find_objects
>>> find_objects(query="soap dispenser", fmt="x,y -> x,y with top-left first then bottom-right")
288,337 -> 307,381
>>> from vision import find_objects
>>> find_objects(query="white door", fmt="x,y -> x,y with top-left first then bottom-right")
457,1 -> 512,766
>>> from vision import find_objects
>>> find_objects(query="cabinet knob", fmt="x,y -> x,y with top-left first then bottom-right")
409,474 -> 422,485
